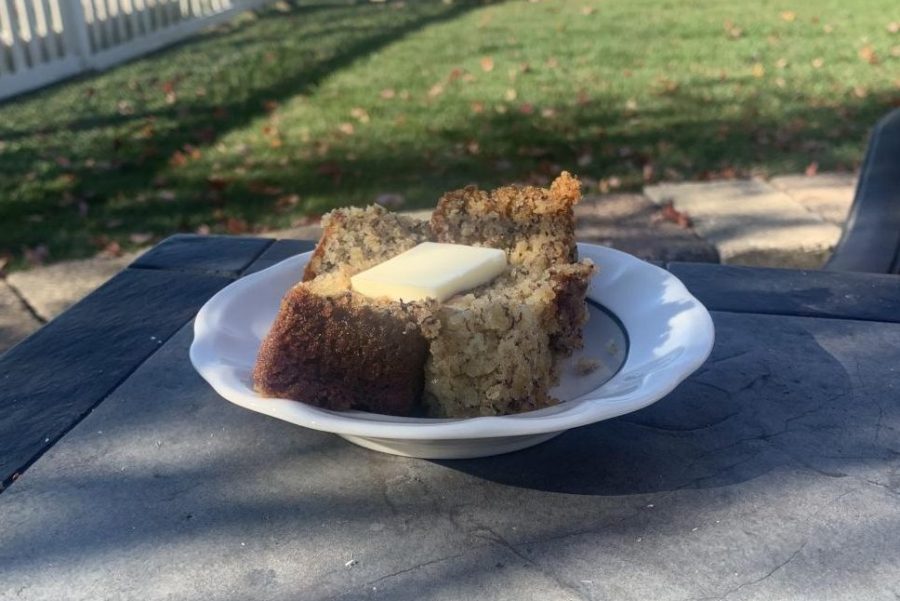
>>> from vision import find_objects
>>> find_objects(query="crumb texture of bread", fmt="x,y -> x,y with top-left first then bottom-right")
430,171 -> 581,273
421,294 -> 557,417
303,205 -> 432,281
253,280 -> 428,416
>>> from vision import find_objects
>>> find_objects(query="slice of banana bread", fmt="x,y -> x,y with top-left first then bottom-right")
253,271 -> 430,415
253,172 -> 594,418
303,205 -> 432,281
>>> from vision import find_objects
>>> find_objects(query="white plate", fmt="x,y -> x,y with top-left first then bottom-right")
190,243 -> 715,459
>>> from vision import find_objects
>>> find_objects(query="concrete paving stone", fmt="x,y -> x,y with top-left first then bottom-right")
769,173 -> 857,225
6,251 -> 145,322
262,202 -> 717,264
576,193 -> 718,263
645,180 -> 842,268
0,280 -> 42,355
255,223 -> 323,242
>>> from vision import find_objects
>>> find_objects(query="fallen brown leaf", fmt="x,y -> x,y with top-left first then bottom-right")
338,122 -> 355,135
350,107 -> 370,123
480,56 -> 494,72
780,10 -> 796,22
859,44 -> 879,65
207,175 -> 230,191
225,217 -> 249,235
660,200 -> 692,228
99,241 -> 122,258
275,194 -> 300,213
169,150 -> 188,167
380,88 -> 396,99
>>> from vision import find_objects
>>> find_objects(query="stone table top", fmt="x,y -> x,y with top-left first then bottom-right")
0,235 -> 898,601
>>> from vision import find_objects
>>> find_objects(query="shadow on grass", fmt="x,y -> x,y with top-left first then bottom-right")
0,0 -> 492,265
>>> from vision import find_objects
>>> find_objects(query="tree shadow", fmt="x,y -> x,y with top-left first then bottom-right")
0,0 -> 494,263
1,315 -> 898,599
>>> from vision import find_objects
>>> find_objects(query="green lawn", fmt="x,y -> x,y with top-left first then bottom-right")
1,0 -> 898,269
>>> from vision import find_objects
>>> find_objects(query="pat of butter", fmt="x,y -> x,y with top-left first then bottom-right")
350,242 -> 507,302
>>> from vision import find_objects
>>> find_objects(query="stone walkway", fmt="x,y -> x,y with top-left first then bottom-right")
0,173 -> 856,354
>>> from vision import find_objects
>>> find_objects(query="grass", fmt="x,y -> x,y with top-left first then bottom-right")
0,0 -> 898,269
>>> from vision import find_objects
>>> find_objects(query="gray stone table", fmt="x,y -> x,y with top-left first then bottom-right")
1,236 -> 898,601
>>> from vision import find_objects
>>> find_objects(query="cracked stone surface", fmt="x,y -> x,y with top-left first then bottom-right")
1,307 -> 898,600
645,180 -> 843,268
0,280 -> 41,355
770,173 -> 856,225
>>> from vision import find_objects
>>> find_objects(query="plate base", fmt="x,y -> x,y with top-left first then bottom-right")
339,431 -> 564,459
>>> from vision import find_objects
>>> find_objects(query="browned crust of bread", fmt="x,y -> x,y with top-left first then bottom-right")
547,260 -> 595,355
302,211 -> 344,281
253,286 -> 427,415
430,172 -> 581,271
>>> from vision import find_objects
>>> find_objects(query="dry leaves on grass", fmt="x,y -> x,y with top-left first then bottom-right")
780,10 -> 796,22
225,217 -> 249,235
858,44 -> 879,65
350,107 -> 370,124
723,20 -> 743,39
480,56 -> 494,72
275,194 -> 300,213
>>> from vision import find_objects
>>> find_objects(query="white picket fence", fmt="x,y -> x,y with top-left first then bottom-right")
0,0 -> 271,101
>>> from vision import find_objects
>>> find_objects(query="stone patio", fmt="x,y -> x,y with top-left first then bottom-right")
0,173 -> 858,355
